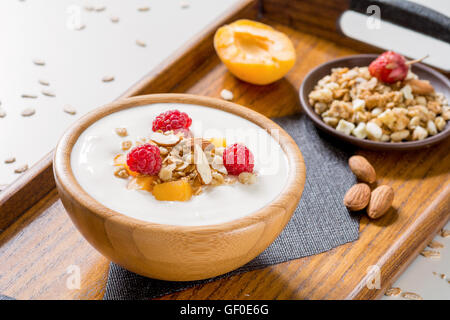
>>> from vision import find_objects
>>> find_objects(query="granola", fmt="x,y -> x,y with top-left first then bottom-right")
309,66 -> 449,142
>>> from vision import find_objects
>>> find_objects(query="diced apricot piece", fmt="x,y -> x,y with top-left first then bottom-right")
214,19 -> 296,85
208,137 -> 226,148
127,176 -> 155,192
152,180 -> 193,202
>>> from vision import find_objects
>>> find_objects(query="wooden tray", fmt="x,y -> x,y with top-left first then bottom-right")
0,0 -> 448,300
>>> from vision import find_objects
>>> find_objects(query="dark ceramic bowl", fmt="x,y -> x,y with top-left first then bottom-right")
299,54 -> 450,151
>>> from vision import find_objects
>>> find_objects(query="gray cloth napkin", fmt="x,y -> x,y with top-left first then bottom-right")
103,114 -> 360,300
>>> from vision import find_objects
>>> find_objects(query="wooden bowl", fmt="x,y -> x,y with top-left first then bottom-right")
53,94 -> 306,281
299,54 -> 450,151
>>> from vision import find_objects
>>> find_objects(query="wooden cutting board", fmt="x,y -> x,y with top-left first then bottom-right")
0,0 -> 448,299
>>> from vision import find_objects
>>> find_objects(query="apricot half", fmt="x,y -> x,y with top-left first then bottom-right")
152,180 -> 193,202
214,19 -> 296,85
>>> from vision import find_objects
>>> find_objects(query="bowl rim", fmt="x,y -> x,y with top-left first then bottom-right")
299,54 -> 450,151
54,93 -> 306,232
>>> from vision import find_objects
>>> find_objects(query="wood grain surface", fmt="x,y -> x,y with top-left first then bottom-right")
0,0 -> 449,300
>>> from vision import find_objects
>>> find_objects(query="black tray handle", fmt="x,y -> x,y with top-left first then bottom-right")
350,0 -> 450,44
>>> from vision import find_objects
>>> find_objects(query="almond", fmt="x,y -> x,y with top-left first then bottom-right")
150,131 -> 181,147
348,155 -> 376,184
186,138 -> 214,151
406,79 -> 434,95
367,185 -> 394,219
194,144 -> 212,184
343,183 -> 371,211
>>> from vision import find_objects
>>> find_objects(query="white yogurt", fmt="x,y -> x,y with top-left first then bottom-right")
71,103 -> 289,226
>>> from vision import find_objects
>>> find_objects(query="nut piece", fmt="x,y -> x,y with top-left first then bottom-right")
115,127 -> 128,137
406,79 -> 434,95
367,185 -> 394,219
238,172 -> 257,185
343,183 -> 371,211
348,155 -> 376,183
194,144 -> 212,184
121,140 -> 132,151
114,167 -> 129,179
150,131 -> 182,147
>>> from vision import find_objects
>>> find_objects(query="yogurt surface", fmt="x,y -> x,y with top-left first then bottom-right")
71,103 -> 289,226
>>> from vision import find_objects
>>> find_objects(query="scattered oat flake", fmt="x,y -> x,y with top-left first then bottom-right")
220,89 -> 234,101
75,24 -> 86,31
440,274 -> 446,279
63,105 -> 76,115
42,89 -> 55,97
38,79 -> 50,86
0,109 -> 6,118
102,75 -> 114,82
401,292 -> 423,300
428,240 -> 444,249
21,93 -> 38,99
95,6 -> 106,12
136,39 -> 146,47
138,7 -> 150,11
84,6 -> 95,11
420,249 -> 440,258
440,229 -> 450,238
4,157 -> 15,164
115,127 -> 128,137
21,108 -> 35,117
33,59 -> 45,66
180,1 -> 190,8
110,16 -> 119,23
14,164 -> 28,174
385,287 -> 401,297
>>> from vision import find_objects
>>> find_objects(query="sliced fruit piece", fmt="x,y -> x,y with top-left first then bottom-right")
208,137 -> 227,148
214,19 -> 296,85
127,175 -> 155,192
152,180 -> 193,201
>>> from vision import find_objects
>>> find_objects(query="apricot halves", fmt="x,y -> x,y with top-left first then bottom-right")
214,19 -> 296,85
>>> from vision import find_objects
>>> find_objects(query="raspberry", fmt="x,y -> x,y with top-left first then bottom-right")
126,144 -> 162,175
152,109 -> 192,132
222,143 -> 254,175
369,51 -> 408,84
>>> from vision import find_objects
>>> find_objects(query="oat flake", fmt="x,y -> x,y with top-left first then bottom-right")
21,108 -> 35,117
136,39 -> 146,47
63,105 -> 76,115
33,59 -> 45,66
38,79 -> 50,86
14,164 -> 28,174
401,292 -> 423,300
42,90 -> 55,97
4,157 -> 15,164
102,75 -> 115,82
384,287 -> 401,297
